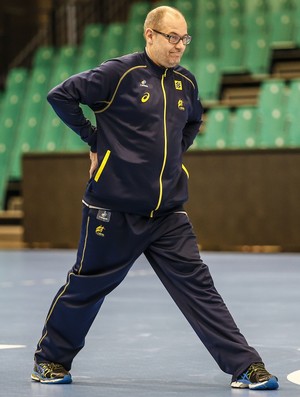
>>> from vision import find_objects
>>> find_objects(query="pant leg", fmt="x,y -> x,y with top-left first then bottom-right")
144,212 -> 262,379
34,206 -> 147,370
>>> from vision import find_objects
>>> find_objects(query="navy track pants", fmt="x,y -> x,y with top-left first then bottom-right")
34,205 -> 261,379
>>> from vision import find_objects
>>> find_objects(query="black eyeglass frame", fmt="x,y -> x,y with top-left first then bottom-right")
152,29 -> 192,45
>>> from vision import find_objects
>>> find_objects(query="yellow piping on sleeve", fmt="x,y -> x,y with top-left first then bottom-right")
94,150 -> 111,182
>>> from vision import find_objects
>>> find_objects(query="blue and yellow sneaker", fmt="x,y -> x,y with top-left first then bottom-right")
31,362 -> 72,384
231,362 -> 279,390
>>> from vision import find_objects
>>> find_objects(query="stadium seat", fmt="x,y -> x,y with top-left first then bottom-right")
229,106 -> 259,149
99,23 -> 126,62
123,20 -> 145,54
55,45 -> 77,67
195,107 -> 232,149
76,45 -> 100,73
292,0 -> 300,46
219,2 -> 246,73
62,104 -> 94,152
190,58 -> 221,103
243,13 -> 271,75
127,1 -> 150,23
37,63 -> 75,153
0,68 -> 28,208
257,79 -> 287,111
192,12 -> 220,60
285,79 -> 300,147
9,67 -> 52,179
81,23 -> 104,48
257,79 -> 288,148
32,46 -> 55,68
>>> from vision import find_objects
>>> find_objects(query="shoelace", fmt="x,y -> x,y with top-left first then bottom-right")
247,363 -> 270,381
40,363 -> 65,376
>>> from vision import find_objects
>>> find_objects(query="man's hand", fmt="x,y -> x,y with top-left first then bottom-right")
89,151 -> 98,178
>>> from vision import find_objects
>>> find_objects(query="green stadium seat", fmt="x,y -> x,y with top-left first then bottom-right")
75,24 -> 104,72
258,79 -> 287,110
32,46 -> 55,68
174,0 -> 195,22
229,106 -> 259,149
81,24 -> 104,48
99,23 -> 126,62
195,107 -> 232,149
0,68 -> 28,208
292,0 -> 300,46
219,3 -> 246,73
55,46 -> 77,67
62,104 -> 94,152
189,58 -> 221,103
123,21 -> 145,54
197,0 -> 220,14
269,11 -> 295,47
9,67 -> 52,179
127,1 -> 150,23
193,13 -> 220,59
243,13 -> 271,75
244,0 -> 268,13
76,45 -> 100,73
37,63 -> 75,153
285,79 -> 300,147
38,111 -> 68,152
257,80 -> 288,148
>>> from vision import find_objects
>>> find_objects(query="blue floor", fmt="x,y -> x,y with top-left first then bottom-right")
0,249 -> 299,396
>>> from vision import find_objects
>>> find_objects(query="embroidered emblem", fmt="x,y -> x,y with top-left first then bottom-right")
141,92 -> 150,103
96,209 -> 111,222
140,80 -> 148,87
178,99 -> 185,111
174,80 -> 183,90
95,225 -> 105,237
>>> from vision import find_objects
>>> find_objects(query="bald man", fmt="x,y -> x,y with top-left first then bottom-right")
31,6 -> 278,390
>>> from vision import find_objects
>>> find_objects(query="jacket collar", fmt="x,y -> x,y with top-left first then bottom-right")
143,49 -> 172,77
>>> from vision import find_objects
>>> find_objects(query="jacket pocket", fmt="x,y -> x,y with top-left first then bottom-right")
94,150 -> 111,182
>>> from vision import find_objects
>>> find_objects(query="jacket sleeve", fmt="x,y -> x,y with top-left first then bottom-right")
47,62 -> 120,152
181,79 -> 203,152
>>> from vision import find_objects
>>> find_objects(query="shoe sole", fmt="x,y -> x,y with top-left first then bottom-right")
31,372 -> 72,384
231,376 -> 279,390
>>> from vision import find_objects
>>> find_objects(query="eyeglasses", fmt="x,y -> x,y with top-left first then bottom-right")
152,29 -> 192,45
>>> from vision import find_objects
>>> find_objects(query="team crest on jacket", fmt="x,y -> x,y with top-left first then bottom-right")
174,80 -> 183,90
178,99 -> 185,111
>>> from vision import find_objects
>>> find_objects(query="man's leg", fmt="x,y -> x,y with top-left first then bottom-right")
144,212 -> 261,379
33,206 -> 146,373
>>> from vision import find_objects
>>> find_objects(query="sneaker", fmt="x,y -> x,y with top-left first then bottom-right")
31,362 -> 72,384
231,362 -> 279,390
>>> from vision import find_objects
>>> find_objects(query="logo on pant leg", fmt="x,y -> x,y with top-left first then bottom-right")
95,225 -> 105,237
96,209 -> 111,222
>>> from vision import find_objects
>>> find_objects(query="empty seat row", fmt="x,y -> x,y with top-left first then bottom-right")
192,78 -> 300,150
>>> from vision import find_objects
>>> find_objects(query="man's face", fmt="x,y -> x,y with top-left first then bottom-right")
145,13 -> 188,68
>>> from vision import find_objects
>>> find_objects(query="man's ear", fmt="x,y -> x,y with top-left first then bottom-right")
144,28 -> 154,45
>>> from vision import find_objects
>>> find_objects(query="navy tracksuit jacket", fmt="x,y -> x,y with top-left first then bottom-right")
34,50 -> 261,379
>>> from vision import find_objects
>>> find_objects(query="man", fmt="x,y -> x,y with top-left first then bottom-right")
31,6 -> 279,390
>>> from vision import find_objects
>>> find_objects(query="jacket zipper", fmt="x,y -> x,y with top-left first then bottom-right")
150,69 -> 168,218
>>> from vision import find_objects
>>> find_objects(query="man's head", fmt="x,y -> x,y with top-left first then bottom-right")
144,6 -> 191,68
